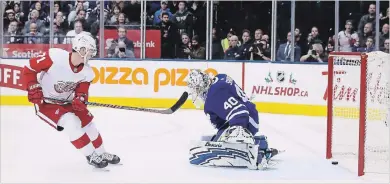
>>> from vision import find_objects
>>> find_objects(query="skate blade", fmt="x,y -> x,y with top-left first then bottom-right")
92,167 -> 110,172
109,163 -> 123,166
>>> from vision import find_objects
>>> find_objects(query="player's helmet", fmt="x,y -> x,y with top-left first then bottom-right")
187,69 -> 212,106
72,33 -> 97,63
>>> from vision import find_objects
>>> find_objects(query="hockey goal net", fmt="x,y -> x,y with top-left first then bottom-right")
326,51 -> 390,177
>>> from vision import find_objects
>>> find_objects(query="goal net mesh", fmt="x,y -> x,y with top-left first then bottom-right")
330,51 -> 389,175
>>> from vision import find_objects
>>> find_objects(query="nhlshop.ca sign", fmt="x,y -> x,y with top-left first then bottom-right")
251,70 -> 309,97
244,63 -> 327,105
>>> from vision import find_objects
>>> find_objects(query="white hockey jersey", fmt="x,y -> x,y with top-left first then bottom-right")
25,48 -> 94,103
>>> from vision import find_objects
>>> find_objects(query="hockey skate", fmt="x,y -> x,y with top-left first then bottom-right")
101,152 -> 121,164
222,126 -> 255,145
257,148 -> 282,169
86,152 -> 108,169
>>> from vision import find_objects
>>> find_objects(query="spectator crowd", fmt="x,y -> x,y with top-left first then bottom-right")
2,1 -> 390,61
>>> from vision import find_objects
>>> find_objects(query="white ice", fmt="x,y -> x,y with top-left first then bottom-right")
1,106 -> 388,183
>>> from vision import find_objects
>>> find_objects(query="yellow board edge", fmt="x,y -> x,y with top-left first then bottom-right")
0,95 -> 327,117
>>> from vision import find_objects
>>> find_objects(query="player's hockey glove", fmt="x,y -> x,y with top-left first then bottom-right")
27,83 -> 44,104
72,93 -> 88,112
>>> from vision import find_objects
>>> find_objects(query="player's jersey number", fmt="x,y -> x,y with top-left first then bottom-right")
224,97 -> 239,110
36,52 -> 47,63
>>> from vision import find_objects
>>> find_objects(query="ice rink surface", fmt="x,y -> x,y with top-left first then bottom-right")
1,106 -> 389,183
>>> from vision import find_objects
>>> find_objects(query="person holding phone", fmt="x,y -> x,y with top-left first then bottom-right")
113,41 -> 135,58
299,43 -> 326,63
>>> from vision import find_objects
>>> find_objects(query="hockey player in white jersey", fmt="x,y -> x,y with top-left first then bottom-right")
187,69 -> 280,170
22,33 -> 120,169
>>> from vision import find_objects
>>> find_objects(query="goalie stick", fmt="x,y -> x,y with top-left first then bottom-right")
44,92 -> 189,114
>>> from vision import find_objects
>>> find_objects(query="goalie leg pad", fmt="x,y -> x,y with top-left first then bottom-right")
189,140 -> 259,170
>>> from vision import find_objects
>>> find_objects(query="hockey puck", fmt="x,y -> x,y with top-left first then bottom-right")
332,161 -> 338,165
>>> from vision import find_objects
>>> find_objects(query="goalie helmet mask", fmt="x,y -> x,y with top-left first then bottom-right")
187,69 -> 213,108
72,33 -> 97,63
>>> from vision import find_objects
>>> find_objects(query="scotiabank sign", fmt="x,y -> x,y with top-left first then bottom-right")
3,29 -> 161,59
3,44 -> 72,58
104,29 -> 161,58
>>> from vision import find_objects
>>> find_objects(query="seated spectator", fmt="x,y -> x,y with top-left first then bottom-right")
381,39 -> 389,53
12,3 -> 26,24
235,29 -> 252,60
358,22 -> 374,47
337,20 -> 358,52
324,40 -> 334,59
300,43 -> 326,63
176,33 -> 191,59
63,20 -> 91,44
302,26 -> 323,54
379,24 -> 389,49
250,39 -> 271,61
261,34 -> 269,44
276,31 -> 301,62
111,41 -> 135,59
32,2 -> 48,21
3,11 -> 19,32
153,0 -> 173,25
357,36 -> 376,53
107,27 -> 135,54
109,5 -> 121,24
3,21 -> 23,44
224,35 -> 241,60
109,13 -> 129,26
24,23 -> 44,44
257,34 -> 271,57
23,9 -> 45,34
53,11 -> 69,34
53,2 -> 62,18
358,4 -> 376,35
43,24 -> 66,44
253,29 -> 263,43
187,35 -> 205,59
69,9 -> 90,32
221,30 -> 241,53
68,1 -> 85,26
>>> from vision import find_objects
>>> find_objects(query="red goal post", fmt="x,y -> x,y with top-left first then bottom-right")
326,51 -> 389,177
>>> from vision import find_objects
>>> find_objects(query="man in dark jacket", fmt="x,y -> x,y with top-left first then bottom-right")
159,12 -> 179,59
172,1 -> 194,38
224,35 -> 241,60
236,29 -> 252,60
358,4 -> 377,35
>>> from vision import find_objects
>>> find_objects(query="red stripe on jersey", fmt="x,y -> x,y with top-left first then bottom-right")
28,52 -> 52,73
71,133 -> 91,149
92,134 -> 103,148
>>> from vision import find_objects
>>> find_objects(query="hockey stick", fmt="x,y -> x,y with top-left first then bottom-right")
44,92 -> 189,114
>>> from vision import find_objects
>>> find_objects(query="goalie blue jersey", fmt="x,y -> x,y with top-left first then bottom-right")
204,74 -> 259,135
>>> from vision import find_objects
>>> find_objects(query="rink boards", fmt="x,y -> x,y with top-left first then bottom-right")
0,58 -> 369,117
